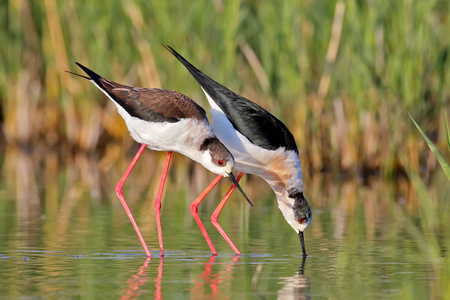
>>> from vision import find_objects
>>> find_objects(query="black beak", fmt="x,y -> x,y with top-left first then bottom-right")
227,172 -> 253,207
298,231 -> 307,257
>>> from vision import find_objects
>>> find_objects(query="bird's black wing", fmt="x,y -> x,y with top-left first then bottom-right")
166,46 -> 298,152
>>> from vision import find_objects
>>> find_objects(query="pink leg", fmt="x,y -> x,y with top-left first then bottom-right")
190,174 -> 223,256
211,172 -> 244,255
155,152 -> 172,257
115,144 -> 151,257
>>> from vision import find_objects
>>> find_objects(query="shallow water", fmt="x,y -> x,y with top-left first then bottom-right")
0,152 -> 448,299
0,229 -> 440,299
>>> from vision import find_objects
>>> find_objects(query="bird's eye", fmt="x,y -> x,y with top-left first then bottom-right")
218,160 -> 224,165
298,217 -> 306,224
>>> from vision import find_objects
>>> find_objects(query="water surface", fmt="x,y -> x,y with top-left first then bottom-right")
0,152 -> 448,299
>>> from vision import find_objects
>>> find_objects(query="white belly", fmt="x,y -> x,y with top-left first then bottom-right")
114,102 -> 213,155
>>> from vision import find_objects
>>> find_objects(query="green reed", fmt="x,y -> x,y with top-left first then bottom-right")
411,112 -> 450,179
2,0 -> 450,177
396,112 -> 450,298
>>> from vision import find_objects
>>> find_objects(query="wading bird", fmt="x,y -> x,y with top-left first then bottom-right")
166,46 -> 311,257
69,63 -> 252,257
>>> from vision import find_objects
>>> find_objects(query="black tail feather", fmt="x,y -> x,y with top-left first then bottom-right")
163,45 -> 216,91
164,45 -> 232,110
74,62 -> 104,88
163,45 -> 204,76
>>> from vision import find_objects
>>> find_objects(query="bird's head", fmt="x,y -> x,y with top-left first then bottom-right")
199,137 -> 235,175
199,137 -> 253,207
277,190 -> 311,257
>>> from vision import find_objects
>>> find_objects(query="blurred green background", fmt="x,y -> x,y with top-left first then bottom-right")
3,0 -> 449,176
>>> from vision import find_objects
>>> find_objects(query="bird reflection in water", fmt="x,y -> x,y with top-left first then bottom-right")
277,257 -> 310,300
120,257 -> 163,300
191,256 -> 240,298
120,255 -> 239,299
154,257 -> 164,300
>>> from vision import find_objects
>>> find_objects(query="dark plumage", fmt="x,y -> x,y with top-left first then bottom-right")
290,191 -> 311,222
164,46 -> 298,152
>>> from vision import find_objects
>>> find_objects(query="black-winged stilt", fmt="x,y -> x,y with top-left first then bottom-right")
166,46 -> 311,257
69,63 -> 252,257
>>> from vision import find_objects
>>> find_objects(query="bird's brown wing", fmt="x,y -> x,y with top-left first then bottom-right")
99,77 -> 207,123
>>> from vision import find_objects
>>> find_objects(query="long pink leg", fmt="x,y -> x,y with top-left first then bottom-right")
155,152 -> 172,257
115,144 -> 151,257
190,174 -> 223,256
211,172 -> 244,255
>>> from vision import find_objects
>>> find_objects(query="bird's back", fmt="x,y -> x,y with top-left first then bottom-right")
95,77 -> 208,123
75,62 -> 208,123
165,46 -> 298,153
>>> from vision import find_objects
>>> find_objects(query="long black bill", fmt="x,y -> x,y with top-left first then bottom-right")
227,172 -> 253,207
298,231 -> 307,257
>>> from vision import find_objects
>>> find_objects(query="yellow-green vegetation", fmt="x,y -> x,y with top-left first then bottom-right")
411,112 -> 450,179
3,0 -> 449,177
398,112 -> 450,298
